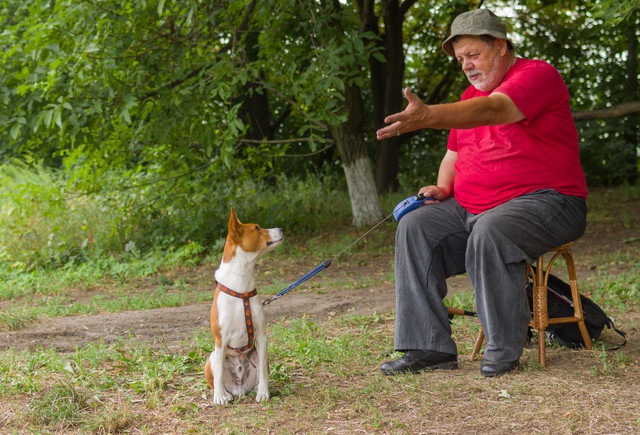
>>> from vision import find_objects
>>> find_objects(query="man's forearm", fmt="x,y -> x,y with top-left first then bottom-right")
425,95 -> 522,130
376,89 -> 526,140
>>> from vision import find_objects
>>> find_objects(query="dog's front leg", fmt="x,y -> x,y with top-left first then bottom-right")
254,331 -> 270,403
211,347 -> 233,405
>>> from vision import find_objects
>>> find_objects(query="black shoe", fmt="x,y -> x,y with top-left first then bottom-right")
480,359 -> 519,377
380,350 -> 458,375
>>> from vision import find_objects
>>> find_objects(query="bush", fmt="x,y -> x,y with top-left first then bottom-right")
0,161 -> 128,270
0,160 -> 352,272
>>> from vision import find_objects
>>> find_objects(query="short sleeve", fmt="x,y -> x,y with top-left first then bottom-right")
494,60 -> 569,122
447,130 -> 458,151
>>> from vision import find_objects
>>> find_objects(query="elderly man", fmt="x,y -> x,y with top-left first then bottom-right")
377,9 -> 587,377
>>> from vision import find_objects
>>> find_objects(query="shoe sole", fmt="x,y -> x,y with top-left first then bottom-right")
480,363 -> 519,378
480,369 -> 518,378
381,360 -> 458,375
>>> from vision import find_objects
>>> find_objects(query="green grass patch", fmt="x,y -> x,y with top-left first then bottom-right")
1,305 -> 639,433
28,381 -> 89,426
0,178 -> 638,432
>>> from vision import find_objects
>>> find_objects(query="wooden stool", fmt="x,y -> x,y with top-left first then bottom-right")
470,243 -> 593,367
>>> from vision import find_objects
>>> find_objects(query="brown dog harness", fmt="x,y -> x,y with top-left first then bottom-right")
216,282 -> 257,354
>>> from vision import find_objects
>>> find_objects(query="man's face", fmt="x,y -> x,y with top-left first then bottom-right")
452,36 -> 509,92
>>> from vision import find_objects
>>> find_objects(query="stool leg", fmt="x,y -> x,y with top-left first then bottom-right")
471,329 -> 484,361
534,256 -> 549,367
562,248 -> 593,350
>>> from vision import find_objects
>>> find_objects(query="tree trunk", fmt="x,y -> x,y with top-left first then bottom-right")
374,0 -> 405,193
331,83 -> 383,227
342,156 -> 384,227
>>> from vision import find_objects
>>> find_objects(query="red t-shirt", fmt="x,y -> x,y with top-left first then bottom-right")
447,58 -> 588,214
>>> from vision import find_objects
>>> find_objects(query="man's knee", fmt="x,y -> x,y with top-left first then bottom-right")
467,215 -> 505,248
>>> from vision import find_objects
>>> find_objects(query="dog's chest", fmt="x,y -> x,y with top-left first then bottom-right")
216,293 -> 262,347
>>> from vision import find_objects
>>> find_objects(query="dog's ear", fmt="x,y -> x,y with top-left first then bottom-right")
228,207 -> 242,237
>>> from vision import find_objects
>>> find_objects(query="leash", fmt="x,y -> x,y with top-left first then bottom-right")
263,206 -> 399,306
261,193 -> 482,317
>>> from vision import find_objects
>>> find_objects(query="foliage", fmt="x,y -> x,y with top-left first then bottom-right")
0,0 -> 637,269
590,0 -> 640,24
0,0 -> 358,181
0,158 -> 351,275
579,118 -> 637,185
504,0 -> 639,185
1,0 -> 636,184
0,160 -> 126,270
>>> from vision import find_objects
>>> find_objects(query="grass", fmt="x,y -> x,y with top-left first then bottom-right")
2,309 -> 638,433
0,185 -> 638,433
28,382 -> 89,426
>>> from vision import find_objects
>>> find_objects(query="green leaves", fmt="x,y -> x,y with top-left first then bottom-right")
0,0 -> 636,229
157,0 -> 166,17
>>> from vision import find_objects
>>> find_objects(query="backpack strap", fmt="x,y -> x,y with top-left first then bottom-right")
604,316 -> 627,350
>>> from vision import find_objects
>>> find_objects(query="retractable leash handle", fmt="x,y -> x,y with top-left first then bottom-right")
392,193 -> 434,222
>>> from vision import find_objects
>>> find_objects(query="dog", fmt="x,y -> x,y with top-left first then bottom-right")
204,208 -> 284,405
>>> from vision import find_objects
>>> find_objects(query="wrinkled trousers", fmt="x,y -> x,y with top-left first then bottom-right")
394,189 -> 587,363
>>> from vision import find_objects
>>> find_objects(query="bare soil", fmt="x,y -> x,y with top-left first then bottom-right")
0,253 -> 441,353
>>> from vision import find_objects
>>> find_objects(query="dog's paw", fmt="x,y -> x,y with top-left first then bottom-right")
213,390 -> 233,405
255,388 -> 270,403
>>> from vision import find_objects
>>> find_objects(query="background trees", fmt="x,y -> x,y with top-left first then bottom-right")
0,0 -> 638,254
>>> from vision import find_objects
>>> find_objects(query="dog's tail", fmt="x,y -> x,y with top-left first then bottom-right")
204,357 -> 214,389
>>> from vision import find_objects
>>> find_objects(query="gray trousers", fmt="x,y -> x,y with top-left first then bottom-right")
394,189 -> 587,363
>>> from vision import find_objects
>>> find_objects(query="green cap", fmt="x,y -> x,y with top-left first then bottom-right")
442,9 -> 513,56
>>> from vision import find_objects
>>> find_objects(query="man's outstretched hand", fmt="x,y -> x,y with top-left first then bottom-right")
376,88 -> 429,140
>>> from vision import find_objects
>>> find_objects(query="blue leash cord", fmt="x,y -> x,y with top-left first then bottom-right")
263,259 -> 333,305
263,206 -> 398,306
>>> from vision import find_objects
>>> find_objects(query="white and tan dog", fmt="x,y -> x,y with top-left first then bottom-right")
204,208 -> 283,405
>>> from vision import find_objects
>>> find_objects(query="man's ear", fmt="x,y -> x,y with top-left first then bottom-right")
498,38 -> 508,56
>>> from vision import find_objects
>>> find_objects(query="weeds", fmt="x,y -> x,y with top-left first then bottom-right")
82,406 -> 135,434
0,162 -> 350,275
1,304 -> 639,433
590,343 -> 612,376
0,308 -> 38,331
0,182 -> 637,433
28,381 -> 88,426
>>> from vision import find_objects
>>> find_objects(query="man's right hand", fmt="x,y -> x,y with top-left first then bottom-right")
376,88 -> 430,140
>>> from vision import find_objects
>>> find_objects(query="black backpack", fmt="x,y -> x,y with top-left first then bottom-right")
526,272 -> 626,349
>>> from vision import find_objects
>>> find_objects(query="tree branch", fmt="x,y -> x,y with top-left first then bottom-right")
142,1 -> 257,102
269,144 -> 334,158
400,0 -> 419,15
239,137 -> 333,145
573,101 -> 640,121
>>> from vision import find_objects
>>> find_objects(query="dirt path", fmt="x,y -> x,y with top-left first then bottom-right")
0,266 -> 473,353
